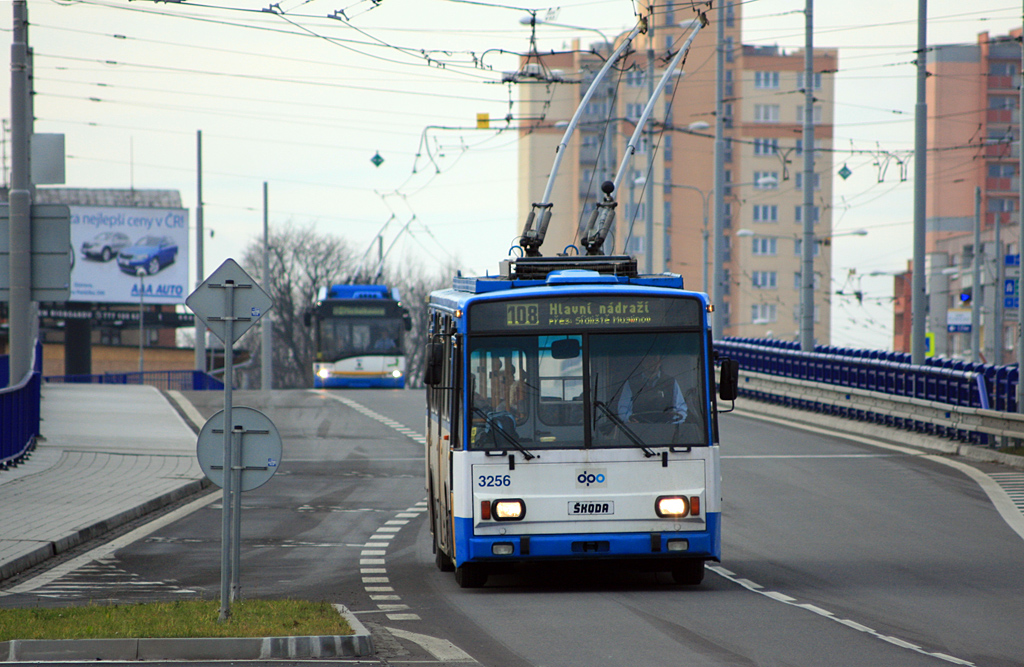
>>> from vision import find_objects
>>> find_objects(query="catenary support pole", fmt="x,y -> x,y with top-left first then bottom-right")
972,187 -> 982,363
261,182 -> 272,391
911,0 -> 928,364
7,1 -> 31,385
799,0 -> 816,351
712,5 -> 726,337
644,5 -> 655,274
195,131 -> 206,374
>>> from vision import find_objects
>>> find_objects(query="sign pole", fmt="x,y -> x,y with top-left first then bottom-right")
230,424 -> 243,601
218,280 -> 236,622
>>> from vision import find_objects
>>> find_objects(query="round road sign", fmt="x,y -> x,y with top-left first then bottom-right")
196,407 -> 282,491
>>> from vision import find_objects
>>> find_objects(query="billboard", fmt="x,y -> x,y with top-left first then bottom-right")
70,206 -> 189,304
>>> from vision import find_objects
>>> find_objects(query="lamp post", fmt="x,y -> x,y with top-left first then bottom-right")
664,183 -> 711,293
137,268 -> 146,375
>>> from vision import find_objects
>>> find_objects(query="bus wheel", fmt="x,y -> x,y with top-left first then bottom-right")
671,559 -> 705,585
435,543 -> 454,572
455,563 -> 487,588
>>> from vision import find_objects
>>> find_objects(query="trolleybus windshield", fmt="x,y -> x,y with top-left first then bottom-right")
467,329 -> 707,451
316,308 -> 405,361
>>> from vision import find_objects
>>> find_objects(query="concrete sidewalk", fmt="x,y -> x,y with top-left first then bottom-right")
0,383 -> 375,661
0,383 -> 208,582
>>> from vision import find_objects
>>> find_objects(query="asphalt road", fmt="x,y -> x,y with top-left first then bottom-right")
8,388 -> 1024,666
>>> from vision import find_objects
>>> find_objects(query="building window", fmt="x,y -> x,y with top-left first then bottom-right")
625,236 -> 645,255
725,0 -> 734,27
753,204 -> 778,222
724,102 -> 734,128
794,206 -> 820,223
752,237 -> 777,255
754,104 -> 780,123
988,197 -> 1016,212
989,62 -> 1017,77
793,271 -> 822,290
724,36 -> 734,63
754,171 -> 779,189
664,201 -> 672,229
626,70 -> 644,87
723,203 -> 733,228
796,71 -> 823,90
751,303 -> 777,323
754,138 -> 779,156
752,271 -> 777,289
793,302 -> 822,322
795,105 -> 823,123
723,268 -> 731,295
664,1 -> 674,24
725,70 -> 734,97
793,239 -> 820,256
989,163 -> 1016,178
990,96 -> 1018,110
626,102 -> 643,120
754,71 -> 780,89
795,172 -> 821,191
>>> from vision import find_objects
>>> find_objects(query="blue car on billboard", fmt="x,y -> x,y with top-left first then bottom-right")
117,235 -> 178,276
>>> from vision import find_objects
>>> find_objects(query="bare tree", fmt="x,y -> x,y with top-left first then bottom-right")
240,223 -> 357,389
382,257 -> 459,388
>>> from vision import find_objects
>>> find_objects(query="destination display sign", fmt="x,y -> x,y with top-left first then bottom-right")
469,295 -> 703,332
332,305 -> 387,317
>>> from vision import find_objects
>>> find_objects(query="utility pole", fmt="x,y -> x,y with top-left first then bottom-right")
712,4 -> 727,337
911,0 -> 928,364
195,130 -> 207,374
972,187 -> 982,363
799,0 -> 816,351
643,4 -> 655,274
1017,2 -> 1024,410
261,182 -> 272,391
7,0 -> 32,385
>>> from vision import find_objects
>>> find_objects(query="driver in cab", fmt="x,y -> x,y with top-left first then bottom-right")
617,353 -> 688,424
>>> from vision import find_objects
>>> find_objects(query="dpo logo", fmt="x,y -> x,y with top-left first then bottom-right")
576,468 -> 607,488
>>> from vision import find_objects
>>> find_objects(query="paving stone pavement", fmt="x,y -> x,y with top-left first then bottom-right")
0,383 -> 207,582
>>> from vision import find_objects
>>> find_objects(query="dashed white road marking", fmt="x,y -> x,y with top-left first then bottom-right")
707,565 -> 975,666
386,627 -> 476,662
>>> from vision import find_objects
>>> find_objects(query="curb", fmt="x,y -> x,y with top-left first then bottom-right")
0,605 -> 374,662
734,400 -> 1024,470
0,478 -> 211,583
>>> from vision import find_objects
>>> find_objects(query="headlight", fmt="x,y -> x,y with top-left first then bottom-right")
317,368 -> 331,379
655,496 -> 689,518
391,369 -> 403,378
492,499 -> 526,521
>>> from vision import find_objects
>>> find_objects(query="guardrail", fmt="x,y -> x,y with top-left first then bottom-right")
717,338 -> 1022,444
44,370 -> 224,392
1,344 -> 43,469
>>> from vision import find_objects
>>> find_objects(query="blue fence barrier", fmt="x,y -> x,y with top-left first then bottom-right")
717,338 -> 1019,444
44,370 -> 224,392
1,343 -> 43,469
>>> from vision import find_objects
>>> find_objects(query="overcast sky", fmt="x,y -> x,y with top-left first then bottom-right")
2,0 -> 1021,349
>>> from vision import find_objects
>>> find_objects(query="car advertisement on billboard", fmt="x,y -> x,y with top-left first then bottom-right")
70,206 -> 189,304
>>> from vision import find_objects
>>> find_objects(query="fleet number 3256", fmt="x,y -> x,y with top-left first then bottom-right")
477,474 -> 512,487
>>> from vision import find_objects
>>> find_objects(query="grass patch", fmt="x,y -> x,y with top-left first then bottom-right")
0,599 -> 352,641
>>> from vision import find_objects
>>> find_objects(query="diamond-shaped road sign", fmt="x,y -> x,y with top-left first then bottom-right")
186,258 -> 273,345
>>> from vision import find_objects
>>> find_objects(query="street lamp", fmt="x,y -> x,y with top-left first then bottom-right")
519,15 -> 611,51
137,267 -> 146,375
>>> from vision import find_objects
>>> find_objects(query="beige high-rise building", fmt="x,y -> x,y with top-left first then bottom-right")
516,3 -> 837,342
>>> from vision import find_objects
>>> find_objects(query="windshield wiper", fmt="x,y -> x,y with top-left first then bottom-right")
472,407 -> 536,460
592,399 -> 656,458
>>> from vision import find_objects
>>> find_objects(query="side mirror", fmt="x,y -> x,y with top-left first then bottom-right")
302,310 -> 312,327
718,357 -> 739,402
424,341 -> 444,386
403,309 -> 413,332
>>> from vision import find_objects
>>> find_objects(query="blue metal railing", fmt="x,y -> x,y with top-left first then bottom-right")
1,343 -> 43,469
44,370 -> 224,392
717,338 -> 1019,444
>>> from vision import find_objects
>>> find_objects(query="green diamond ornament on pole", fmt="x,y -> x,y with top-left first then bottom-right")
371,151 -> 385,168
838,164 -> 852,180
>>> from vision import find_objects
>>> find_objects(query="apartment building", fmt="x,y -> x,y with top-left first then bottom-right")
894,29 -> 1022,363
516,3 -> 838,341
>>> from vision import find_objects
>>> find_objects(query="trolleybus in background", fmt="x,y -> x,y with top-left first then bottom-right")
307,284 -> 412,389
424,255 -> 738,587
